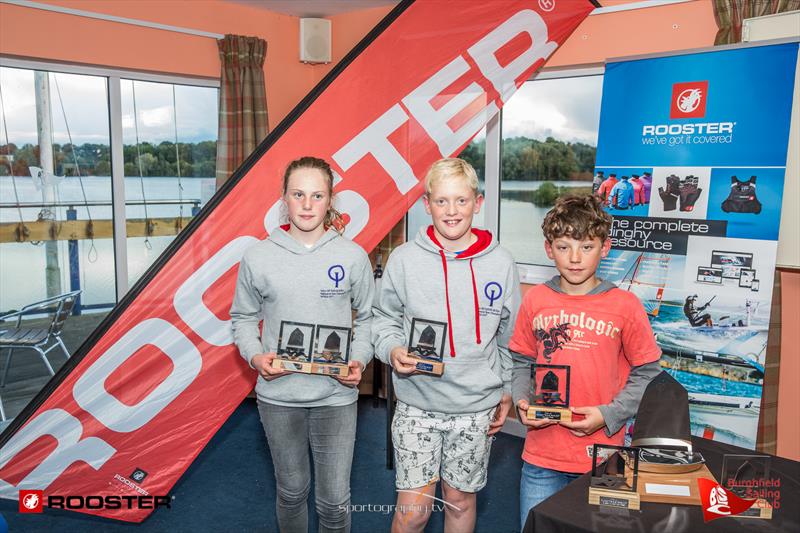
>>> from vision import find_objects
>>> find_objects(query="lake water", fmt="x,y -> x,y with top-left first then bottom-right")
0,176 -> 213,311
1,177 -> 588,312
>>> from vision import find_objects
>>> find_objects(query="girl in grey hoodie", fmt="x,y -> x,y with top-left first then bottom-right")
231,157 -> 374,533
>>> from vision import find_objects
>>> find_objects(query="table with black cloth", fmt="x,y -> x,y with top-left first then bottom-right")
523,436 -> 799,533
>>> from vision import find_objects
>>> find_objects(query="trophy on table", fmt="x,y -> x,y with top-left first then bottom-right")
311,325 -> 352,377
629,371 -> 715,506
720,454 -> 773,519
527,364 -> 571,422
589,444 -> 641,510
273,320 -> 315,373
407,318 -> 447,375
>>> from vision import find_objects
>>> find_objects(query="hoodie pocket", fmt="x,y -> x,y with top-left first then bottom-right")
477,359 -> 503,390
441,360 -> 503,399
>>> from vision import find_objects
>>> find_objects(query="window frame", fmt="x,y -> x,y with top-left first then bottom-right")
0,56 -> 220,300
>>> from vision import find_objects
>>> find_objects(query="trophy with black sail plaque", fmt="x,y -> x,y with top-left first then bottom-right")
527,364 -> 571,422
589,444 -> 641,510
720,454 -> 773,519
311,325 -> 352,377
407,318 -> 446,375
273,321 -> 315,373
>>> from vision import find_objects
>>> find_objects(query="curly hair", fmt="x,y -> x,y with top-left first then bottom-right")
541,194 -> 613,242
282,156 -> 345,233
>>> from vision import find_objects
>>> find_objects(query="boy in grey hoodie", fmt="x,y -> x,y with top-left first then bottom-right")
372,158 -> 520,533
231,157 -> 374,533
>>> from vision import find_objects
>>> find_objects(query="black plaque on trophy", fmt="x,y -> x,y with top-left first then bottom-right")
311,325 -> 352,376
273,320 -> 315,373
721,454 -> 773,519
528,364 -> 571,422
407,318 -> 447,375
589,444 -> 641,510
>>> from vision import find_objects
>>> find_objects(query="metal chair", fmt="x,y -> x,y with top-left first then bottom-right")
0,290 -> 82,419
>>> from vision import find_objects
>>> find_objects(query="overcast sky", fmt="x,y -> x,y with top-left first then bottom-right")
0,67 -> 218,147
1,67 -> 602,150
502,75 -> 603,146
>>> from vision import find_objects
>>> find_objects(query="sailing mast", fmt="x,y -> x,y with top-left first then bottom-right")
34,72 -> 62,298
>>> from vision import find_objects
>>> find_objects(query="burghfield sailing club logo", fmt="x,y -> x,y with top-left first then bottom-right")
328,265 -> 345,288
484,282 -> 503,307
670,81 -> 708,118
698,478 -> 757,522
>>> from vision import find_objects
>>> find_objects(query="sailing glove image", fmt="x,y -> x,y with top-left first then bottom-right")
658,174 -> 681,211
679,175 -> 702,212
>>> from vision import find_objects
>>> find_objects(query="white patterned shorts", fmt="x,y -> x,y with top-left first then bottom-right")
391,401 -> 495,493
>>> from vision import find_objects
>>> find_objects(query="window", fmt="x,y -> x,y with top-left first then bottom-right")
1,67 -> 116,311
121,80 -> 217,285
0,59 -> 218,421
499,74 -> 603,268
404,70 -> 604,279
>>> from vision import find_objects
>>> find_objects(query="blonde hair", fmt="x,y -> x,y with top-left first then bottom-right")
424,158 -> 479,196
542,194 -> 613,243
282,156 -> 345,233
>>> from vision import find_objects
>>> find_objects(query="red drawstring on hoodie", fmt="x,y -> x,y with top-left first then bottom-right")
469,259 -> 482,345
438,250 -> 457,357
427,227 -> 489,357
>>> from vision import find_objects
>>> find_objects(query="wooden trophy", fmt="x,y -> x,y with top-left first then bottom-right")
527,364 -> 571,422
407,318 -> 447,375
588,444 -> 641,510
636,447 -> 712,505
310,325 -> 352,377
631,371 -> 716,505
272,320 -> 315,373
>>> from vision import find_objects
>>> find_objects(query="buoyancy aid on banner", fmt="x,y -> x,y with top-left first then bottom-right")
721,176 -> 762,214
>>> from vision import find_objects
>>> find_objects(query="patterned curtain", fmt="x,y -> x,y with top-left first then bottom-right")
712,0 -> 800,45
216,35 -> 269,188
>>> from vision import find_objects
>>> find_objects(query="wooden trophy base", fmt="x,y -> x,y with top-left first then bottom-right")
588,487 -> 641,510
527,406 -> 572,422
272,359 -> 349,377
636,463 -> 714,505
409,356 -> 444,375
737,498 -> 773,519
273,359 -> 312,373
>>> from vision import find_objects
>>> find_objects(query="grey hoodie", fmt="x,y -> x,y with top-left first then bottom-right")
372,226 -> 520,414
230,227 -> 374,407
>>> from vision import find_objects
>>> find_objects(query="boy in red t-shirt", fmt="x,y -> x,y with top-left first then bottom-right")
509,195 -> 662,529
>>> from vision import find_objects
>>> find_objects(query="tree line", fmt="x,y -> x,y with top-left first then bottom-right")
460,136 -> 596,182
2,135 -> 596,182
0,141 -> 217,178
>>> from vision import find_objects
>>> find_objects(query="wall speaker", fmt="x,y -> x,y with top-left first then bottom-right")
300,18 -> 331,64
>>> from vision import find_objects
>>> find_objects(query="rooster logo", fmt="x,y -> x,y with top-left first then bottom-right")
534,323 -> 571,361
22,492 -> 40,509
677,88 -> 703,113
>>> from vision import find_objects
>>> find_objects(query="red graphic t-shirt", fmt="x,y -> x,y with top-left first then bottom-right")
510,284 -> 661,473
